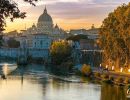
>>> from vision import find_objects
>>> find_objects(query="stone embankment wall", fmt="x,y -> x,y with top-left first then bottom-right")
0,48 -> 50,60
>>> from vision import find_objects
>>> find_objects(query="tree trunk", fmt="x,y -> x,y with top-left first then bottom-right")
125,55 -> 129,67
115,58 -> 120,70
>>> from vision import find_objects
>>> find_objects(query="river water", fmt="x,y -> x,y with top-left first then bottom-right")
0,63 -> 129,100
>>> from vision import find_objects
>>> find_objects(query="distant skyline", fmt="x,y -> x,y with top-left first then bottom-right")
5,0 -> 129,32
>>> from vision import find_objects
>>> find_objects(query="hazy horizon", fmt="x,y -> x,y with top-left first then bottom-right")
4,0 -> 129,32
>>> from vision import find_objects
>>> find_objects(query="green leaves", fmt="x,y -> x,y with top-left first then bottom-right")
50,41 -> 72,65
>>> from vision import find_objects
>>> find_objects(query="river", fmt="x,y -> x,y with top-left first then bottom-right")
0,63 -> 129,100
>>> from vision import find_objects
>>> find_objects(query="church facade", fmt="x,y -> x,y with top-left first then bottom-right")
16,6 -> 68,55
23,7 -> 67,41
10,7 -> 69,60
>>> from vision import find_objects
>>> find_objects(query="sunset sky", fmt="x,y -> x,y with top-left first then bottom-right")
5,0 -> 130,32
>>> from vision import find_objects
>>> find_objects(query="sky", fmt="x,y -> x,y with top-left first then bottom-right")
5,0 -> 130,32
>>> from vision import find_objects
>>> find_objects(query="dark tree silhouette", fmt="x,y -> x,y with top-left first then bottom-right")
0,0 -> 38,32
7,38 -> 20,48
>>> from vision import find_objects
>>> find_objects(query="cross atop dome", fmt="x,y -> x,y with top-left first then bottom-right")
44,5 -> 47,14
55,24 -> 59,29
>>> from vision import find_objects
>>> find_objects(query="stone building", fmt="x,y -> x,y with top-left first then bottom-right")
23,6 -> 67,41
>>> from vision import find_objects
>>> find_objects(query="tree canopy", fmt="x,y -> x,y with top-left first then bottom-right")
7,38 -> 20,48
50,40 -> 72,65
99,3 -> 130,68
67,34 -> 88,41
0,0 -> 38,32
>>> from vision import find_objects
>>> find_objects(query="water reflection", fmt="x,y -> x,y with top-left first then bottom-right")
0,63 -> 129,100
101,83 -> 128,100
2,63 -> 17,76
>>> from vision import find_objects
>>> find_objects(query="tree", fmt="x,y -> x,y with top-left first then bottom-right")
7,38 -> 20,48
0,0 -> 38,32
81,64 -> 92,76
67,34 -> 88,41
99,3 -> 130,69
50,40 -> 72,65
0,35 -> 3,47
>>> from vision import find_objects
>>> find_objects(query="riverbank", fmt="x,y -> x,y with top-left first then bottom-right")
93,68 -> 130,86
74,64 -> 130,86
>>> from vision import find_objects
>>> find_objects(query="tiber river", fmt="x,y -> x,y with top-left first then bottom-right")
0,62 -> 129,100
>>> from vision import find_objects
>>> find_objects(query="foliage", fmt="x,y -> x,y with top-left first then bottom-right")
116,77 -> 124,83
0,0 -> 38,31
101,74 -> 109,80
124,77 -> 130,84
50,40 -> 72,65
109,76 -> 114,81
94,72 -> 101,78
81,64 -> 92,76
7,38 -> 20,48
99,3 -> 130,68
60,61 -> 74,72
0,35 -> 3,47
67,34 -> 88,41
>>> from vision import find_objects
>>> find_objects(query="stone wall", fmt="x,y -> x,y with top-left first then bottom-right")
0,48 -> 50,60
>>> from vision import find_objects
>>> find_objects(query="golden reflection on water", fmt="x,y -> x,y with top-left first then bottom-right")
0,64 -> 129,100
101,83 -> 128,100
2,63 -> 17,76
0,79 -> 43,100
0,77 -> 101,100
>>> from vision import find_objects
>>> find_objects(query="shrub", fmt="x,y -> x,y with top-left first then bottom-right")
124,77 -> 130,84
7,38 -> 20,48
94,72 -> 101,78
50,40 -> 72,65
109,76 -> 114,81
116,77 -> 124,83
101,74 -> 109,80
60,61 -> 74,71
81,64 -> 92,76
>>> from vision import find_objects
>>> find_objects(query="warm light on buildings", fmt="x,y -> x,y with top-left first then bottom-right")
128,69 -> 130,72
112,66 -> 114,71
100,64 -> 102,67
106,65 -> 108,69
2,64 -> 8,75
120,68 -> 123,72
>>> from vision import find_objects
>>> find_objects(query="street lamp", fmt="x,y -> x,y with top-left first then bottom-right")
120,67 -> 123,72
106,65 -> 108,69
128,69 -> 130,72
112,66 -> 114,71
100,64 -> 102,67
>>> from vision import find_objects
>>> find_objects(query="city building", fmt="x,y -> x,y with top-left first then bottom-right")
23,6 -> 68,41
70,25 -> 99,40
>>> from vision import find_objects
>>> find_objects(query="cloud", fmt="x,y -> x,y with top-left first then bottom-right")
5,0 -> 130,32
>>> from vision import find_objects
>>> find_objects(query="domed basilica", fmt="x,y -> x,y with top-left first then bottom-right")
24,6 -> 67,41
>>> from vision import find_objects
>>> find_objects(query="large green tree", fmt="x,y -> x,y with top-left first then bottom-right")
99,3 -> 130,68
0,0 -> 38,31
50,40 -> 72,65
